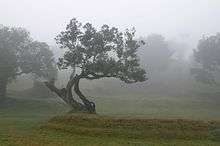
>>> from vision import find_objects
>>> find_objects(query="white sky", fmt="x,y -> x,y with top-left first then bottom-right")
1,0 -> 220,47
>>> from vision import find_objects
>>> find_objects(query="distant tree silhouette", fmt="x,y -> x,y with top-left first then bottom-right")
139,34 -> 173,73
0,25 -> 57,99
191,33 -> 220,85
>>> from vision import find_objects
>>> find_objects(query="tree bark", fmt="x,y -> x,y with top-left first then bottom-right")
0,78 -> 8,99
44,74 -> 96,113
44,82 -> 85,111
74,78 -> 96,113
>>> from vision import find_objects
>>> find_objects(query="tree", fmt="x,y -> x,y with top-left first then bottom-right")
31,45 -> 58,94
45,18 -> 147,113
139,34 -> 173,73
138,34 -> 173,90
0,25 -> 57,99
191,33 -> 220,85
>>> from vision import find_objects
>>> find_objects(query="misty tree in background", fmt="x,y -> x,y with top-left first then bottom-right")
139,34 -> 173,73
191,33 -> 220,85
45,18 -> 147,113
139,34 -> 173,88
0,25 -> 57,99
31,46 -> 58,95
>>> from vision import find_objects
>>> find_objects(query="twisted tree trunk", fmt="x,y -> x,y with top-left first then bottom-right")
45,74 -> 96,113
74,78 -> 96,113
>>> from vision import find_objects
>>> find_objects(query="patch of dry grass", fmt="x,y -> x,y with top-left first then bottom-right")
41,114 -> 219,140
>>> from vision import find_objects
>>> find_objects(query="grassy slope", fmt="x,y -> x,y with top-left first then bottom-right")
0,91 -> 220,145
94,96 -> 220,120
5,114 -> 220,146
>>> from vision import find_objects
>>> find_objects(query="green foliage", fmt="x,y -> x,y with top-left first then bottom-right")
0,25 -> 57,97
0,25 -> 57,81
56,18 -> 146,83
19,41 -> 57,80
0,26 -> 30,81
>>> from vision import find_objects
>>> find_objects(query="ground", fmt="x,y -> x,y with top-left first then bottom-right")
0,91 -> 220,145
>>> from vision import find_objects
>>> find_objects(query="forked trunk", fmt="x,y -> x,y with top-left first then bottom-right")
74,78 -> 96,113
44,76 -> 96,113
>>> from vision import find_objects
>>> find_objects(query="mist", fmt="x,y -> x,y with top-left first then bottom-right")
1,0 -> 220,45
1,1 -> 220,145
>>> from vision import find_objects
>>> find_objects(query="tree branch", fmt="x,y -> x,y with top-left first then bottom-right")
14,71 -> 25,76
85,72 -> 117,80
44,82 -> 65,98
44,81 -> 85,110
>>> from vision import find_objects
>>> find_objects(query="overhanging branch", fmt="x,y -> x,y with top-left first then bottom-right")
44,82 -> 64,97
85,72 -> 117,80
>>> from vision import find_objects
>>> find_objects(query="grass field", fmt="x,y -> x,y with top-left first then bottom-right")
0,91 -> 220,145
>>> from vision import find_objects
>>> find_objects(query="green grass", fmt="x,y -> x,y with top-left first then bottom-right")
4,114 -> 220,146
0,90 -> 220,145
93,95 -> 220,120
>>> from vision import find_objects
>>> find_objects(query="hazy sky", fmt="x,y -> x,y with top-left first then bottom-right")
1,0 -> 220,47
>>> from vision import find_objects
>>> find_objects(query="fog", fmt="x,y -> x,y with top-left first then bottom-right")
2,2 -> 220,144
1,0 -> 219,93
1,0 -> 220,118
1,0 -> 220,47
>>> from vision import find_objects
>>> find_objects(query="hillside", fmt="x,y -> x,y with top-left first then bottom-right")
0,92 -> 220,145
3,114 -> 220,146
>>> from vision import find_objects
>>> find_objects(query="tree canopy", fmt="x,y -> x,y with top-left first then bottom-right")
191,33 -> 220,85
0,25 -> 57,98
45,18 -> 147,113
139,34 -> 173,73
56,18 -> 146,83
